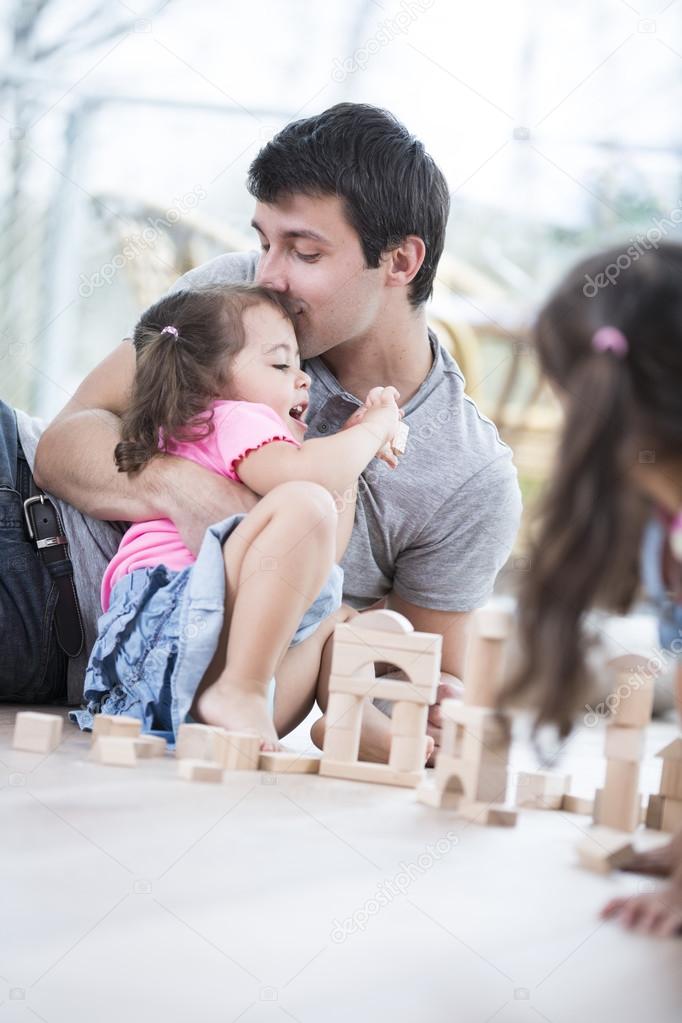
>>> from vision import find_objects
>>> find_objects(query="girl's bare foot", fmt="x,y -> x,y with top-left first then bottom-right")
195,677 -> 279,750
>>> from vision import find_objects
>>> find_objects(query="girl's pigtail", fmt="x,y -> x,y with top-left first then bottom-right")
115,324 -> 211,474
503,348 -> 642,737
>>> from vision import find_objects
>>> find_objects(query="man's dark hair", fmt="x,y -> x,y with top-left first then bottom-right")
247,103 -> 450,307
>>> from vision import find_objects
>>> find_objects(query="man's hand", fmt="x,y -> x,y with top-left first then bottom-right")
158,456 -> 259,555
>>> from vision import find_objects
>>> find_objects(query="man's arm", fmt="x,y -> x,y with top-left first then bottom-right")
34,340 -> 258,554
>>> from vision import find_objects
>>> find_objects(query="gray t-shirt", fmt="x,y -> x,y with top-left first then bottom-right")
16,250 -> 521,703
169,251 -> 522,612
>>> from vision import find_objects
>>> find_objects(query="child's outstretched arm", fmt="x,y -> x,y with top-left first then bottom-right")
236,387 -> 401,542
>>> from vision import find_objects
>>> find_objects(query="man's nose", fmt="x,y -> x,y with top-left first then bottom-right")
256,251 -> 288,293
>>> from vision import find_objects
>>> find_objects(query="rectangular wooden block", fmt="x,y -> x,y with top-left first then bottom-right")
258,751 -> 320,774
660,760 -> 682,800
322,726 -> 362,761
561,793 -> 595,816
604,724 -> 646,762
595,759 -> 641,832
576,828 -> 635,875
218,732 -> 261,771
319,758 -> 423,789
175,723 -> 216,761
661,797 -> 682,833
92,736 -> 137,767
608,675 -> 654,727
133,735 -> 167,758
328,674 -> 433,704
456,801 -> 517,827
92,714 -> 141,740
13,711 -> 63,753
177,758 -> 223,783
516,771 -> 571,809
645,793 -> 664,830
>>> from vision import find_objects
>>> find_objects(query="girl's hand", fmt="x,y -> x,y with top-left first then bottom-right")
340,387 -> 404,468
361,388 -> 402,464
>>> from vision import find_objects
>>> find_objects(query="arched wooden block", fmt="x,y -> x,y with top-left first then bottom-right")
352,609 -> 413,634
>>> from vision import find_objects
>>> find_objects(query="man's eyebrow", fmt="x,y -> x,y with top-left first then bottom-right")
251,220 -> 331,245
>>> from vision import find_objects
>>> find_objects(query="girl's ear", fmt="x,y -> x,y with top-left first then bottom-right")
384,236 -> 426,289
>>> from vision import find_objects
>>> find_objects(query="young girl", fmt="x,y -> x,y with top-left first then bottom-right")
506,241 -> 682,937
70,283 -> 413,760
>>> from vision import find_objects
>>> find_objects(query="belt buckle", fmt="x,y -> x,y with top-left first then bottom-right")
23,494 -> 45,540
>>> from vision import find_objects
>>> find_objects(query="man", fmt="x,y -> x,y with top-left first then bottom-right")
10,103 -> 521,746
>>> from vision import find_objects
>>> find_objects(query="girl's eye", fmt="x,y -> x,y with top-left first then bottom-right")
274,364 -> 290,371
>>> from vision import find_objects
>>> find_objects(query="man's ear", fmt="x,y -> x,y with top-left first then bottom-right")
384,235 -> 426,289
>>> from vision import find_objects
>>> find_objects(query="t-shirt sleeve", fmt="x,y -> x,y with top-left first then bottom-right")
392,454 -> 522,612
212,403 -> 300,481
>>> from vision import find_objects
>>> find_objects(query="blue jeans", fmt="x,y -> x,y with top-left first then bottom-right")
0,399 -> 66,702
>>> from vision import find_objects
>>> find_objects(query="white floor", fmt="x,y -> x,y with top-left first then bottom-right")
1,706 -> 681,1023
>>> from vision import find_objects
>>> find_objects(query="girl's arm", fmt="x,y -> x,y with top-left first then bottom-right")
236,393 -> 400,503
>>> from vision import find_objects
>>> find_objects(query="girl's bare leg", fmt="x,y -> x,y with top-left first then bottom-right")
191,482 -> 337,746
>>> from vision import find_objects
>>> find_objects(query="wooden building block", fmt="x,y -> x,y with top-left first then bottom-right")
604,725 -> 646,762
561,793 -> 595,815
594,760 -> 641,832
576,828 -> 635,874
258,751 -> 320,773
175,723 -> 216,760
92,714 -> 141,740
462,606 -> 512,708
660,760 -> 682,800
516,771 -> 571,809
177,758 -> 223,783
329,675 -> 433,703
12,711 -> 63,753
217,732 -> 261,771
133,735 -> 167,758
388,734 -> 428,773
92,736 -> 137,767
645,793 -> 664,830
391,701 -> 428,737
392,421 -> 409,455
456,801 -> 517,827
353,609 -> 413,634
319,758 -> 423,788
661,797 -> 682,833
607,674 -> 654,728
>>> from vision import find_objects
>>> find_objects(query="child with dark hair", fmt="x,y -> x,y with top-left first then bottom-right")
70,283 -> 410,759
506,241 -> 682,936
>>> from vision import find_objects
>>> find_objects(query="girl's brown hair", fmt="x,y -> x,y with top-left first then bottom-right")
115,283 -> 294,474
503,241 -> 682,737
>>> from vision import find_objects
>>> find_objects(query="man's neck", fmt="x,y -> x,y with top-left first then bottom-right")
319,305 -> 433,407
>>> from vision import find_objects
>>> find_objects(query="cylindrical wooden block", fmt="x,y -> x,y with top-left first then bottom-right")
391,701 -> 428,737
389,734 -> 427,772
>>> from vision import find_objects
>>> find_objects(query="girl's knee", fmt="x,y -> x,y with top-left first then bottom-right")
270,481 -> 338,534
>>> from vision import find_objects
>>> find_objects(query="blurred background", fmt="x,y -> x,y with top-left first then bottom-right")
2,0 -> 682,572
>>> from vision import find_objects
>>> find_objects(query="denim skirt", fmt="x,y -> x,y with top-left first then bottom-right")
69,513 -> 343,745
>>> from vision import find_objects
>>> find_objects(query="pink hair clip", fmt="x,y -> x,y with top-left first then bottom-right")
592,325 -> 628,358
160,325 -> 179,338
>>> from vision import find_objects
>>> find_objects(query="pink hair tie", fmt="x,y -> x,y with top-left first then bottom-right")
592,325 -> 628,358
161,325 -> 179,338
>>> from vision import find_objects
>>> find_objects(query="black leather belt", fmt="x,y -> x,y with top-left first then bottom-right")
22,477 -> 85,659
